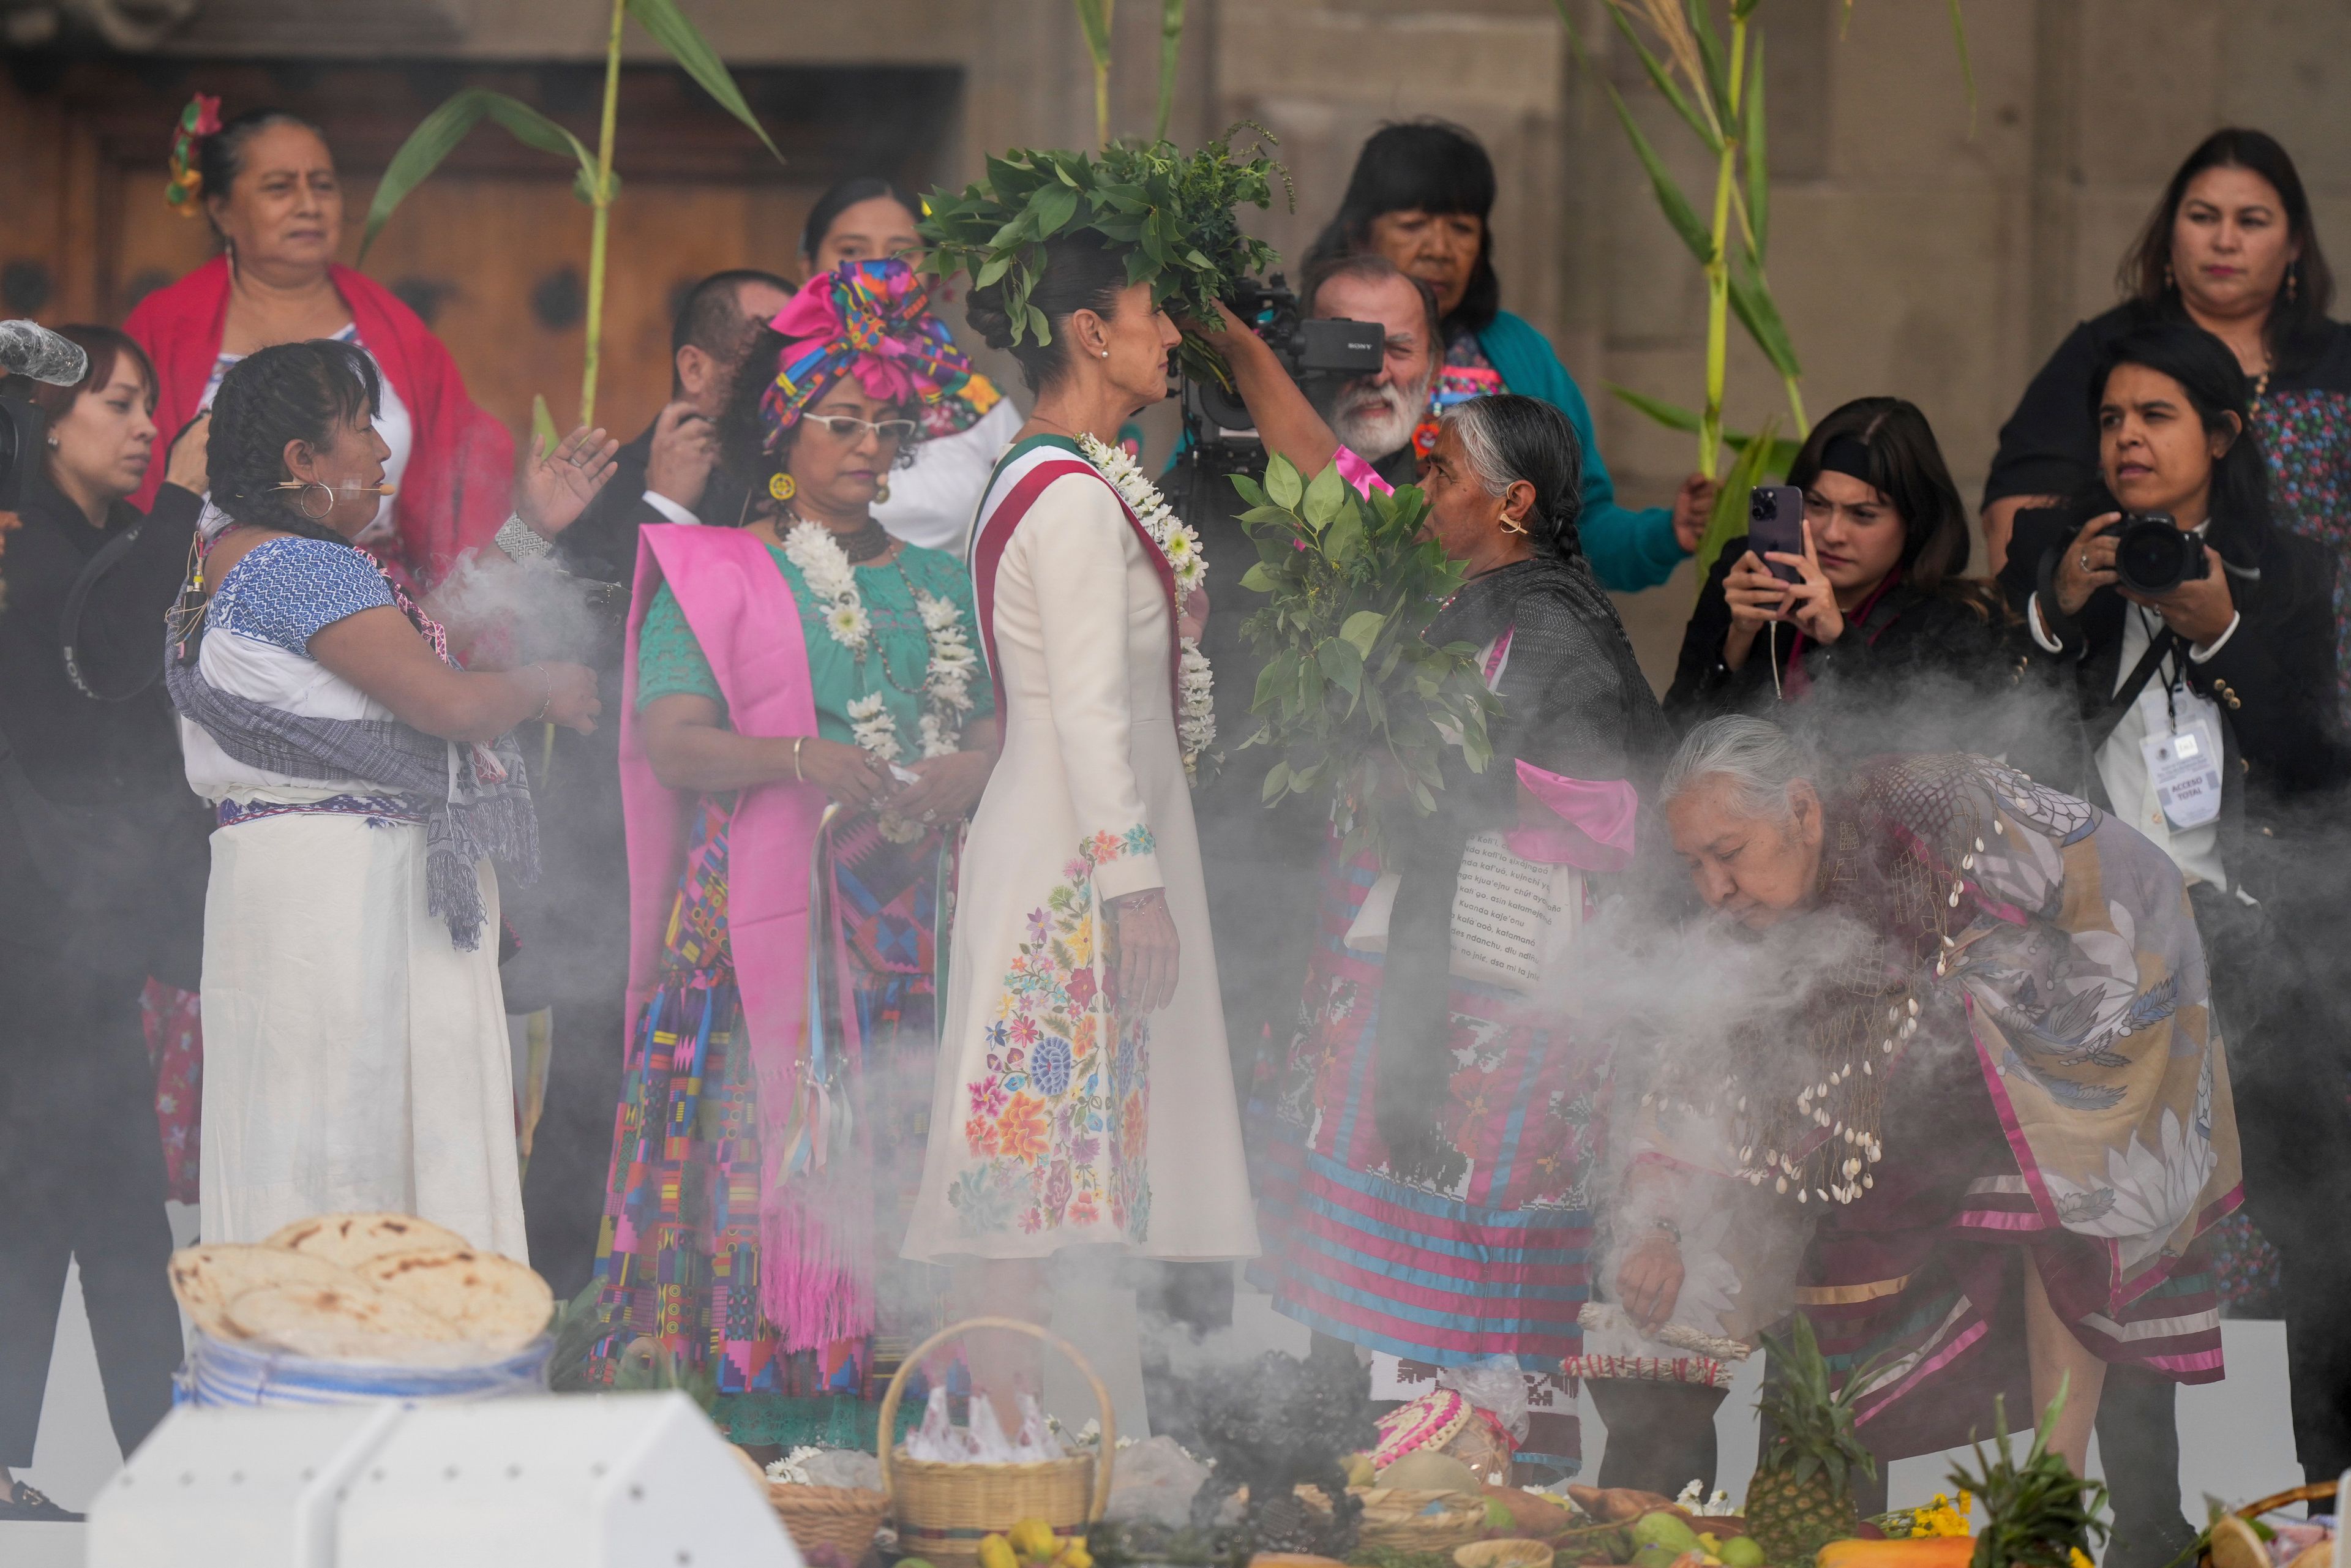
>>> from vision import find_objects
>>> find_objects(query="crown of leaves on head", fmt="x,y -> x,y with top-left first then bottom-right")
917,126 -> 1289,362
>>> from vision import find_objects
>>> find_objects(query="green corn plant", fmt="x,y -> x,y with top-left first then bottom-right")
1554,0 -> 1971,578
360,0 -> 784,427
1073,0 -> 1190,148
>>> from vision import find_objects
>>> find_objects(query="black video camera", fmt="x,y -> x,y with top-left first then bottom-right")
2112,512 -> 2208,595
1179,272 -> 1384,455
0,396 -> 40,514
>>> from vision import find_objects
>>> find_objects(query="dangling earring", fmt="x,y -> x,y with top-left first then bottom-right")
876,481 -> 891,504
769,472 -> 797,501
2288,263 -> 2300,304
2164,261 -> 2176,293
45,433 -> 59,449
277,480 -> 334,519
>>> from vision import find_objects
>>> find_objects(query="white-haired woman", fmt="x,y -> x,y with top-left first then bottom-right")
1251,392 -> 1671,1480
1647,715 -> 2240,1501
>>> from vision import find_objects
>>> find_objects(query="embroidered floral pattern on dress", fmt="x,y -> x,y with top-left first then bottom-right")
948,826 -> 1155,1240
2255,389 -> 2351,708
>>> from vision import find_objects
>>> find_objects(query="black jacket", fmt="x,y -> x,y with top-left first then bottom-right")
0,473 -> 208,972
1996,503 -> 2347,895
1984,302 -> 2351,507
552,417 -> 749,587
1665,534 -> 2022,756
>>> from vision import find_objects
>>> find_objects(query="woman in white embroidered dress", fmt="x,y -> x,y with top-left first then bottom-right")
179,339 -> 610,1253
903,230 -> 1352,1410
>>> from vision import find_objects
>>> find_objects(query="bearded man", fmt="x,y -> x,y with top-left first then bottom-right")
1304,253 -> 1441,487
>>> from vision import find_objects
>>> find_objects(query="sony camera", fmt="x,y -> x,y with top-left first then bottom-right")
1179,272 -> 1384,454
2112,512 -> 2207,595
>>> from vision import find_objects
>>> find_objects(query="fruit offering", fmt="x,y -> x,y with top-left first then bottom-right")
982,1517 -> 1094,1568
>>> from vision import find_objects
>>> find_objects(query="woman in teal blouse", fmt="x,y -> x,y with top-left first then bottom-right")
588,261 -> 997,1453
1308,120 -> 1718,591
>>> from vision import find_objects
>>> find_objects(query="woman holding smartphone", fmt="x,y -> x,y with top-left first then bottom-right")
1665,399 -> 2011,754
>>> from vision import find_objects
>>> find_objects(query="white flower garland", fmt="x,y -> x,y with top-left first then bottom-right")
781,518 -> 977,765
1076,432 -> 1215,776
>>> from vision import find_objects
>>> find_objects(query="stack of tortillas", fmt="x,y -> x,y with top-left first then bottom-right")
168,1212 -> 555,1365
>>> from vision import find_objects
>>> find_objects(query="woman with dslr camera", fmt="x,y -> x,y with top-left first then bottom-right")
1998,317 -> 2351,1551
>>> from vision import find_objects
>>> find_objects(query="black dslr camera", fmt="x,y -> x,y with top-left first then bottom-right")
2112,512 -> 2207,595
1179,272 -> 1384,456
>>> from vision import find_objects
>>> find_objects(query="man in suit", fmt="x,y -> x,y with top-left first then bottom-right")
553,268 -> 795,580
514,267 -> 791,1301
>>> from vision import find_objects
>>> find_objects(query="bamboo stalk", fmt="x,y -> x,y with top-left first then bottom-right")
1698,11 -> 1747,478
580,0 -> 628,426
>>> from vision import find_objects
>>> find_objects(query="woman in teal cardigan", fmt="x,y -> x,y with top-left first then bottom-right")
1310,120 -> 1714,592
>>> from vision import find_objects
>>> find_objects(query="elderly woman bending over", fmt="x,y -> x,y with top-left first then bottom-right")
1647,715 -> 2240,1493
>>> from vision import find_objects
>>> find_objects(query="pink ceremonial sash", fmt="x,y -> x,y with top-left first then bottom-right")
620,525 -> 834,1329
1507,760 -> 1640,872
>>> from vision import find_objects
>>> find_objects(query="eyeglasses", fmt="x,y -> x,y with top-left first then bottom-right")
805,414 -> 917,443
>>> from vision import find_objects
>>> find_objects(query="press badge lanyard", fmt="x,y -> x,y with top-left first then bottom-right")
2134,606 -> 2224,831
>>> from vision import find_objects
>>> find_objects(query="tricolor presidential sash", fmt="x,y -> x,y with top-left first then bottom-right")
966,433 -> 1180,724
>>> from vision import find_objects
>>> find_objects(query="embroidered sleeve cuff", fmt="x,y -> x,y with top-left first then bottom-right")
643,489 -> 699,527
2189,612 -> 2243,662
1084,825 -> 1164,901
2025,591 -> 2067,654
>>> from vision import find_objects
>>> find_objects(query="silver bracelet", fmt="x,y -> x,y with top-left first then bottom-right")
495,512 -> 553,562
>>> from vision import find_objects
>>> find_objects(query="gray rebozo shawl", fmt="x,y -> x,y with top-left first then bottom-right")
166,656 -> 538,951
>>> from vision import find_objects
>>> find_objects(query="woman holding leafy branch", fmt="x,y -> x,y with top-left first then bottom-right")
1248,393 -> 1671,1480
901,137 -> 1359,1416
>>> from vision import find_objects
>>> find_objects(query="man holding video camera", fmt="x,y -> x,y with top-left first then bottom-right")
1172,254 -> 1441,1127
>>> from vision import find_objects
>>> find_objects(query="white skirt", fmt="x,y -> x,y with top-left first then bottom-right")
198,808 -> 527,1259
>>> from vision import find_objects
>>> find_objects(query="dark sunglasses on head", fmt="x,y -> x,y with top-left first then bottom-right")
806,414 -> 917,443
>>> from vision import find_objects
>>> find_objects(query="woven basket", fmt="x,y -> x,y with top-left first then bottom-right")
768,1483 -> 893,1558
877,1316 -> 1114,1566
1299,1485 -> 1488,1553
2198,1482 -> 2337,1568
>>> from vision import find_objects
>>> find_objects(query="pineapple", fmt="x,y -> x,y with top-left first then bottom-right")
1744,1315 -> 1878,1566
1946,1379 -> 2109,1568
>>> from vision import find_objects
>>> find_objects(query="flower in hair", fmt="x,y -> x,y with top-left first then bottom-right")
165,93 -> 223,217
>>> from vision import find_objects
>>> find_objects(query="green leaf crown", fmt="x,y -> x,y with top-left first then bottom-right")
917,126 -> 1289,365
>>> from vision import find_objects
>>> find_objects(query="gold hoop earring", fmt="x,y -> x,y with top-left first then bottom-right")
268,479 -> 336,520
1499,514 -> 1530,536
769,472 -> 797,501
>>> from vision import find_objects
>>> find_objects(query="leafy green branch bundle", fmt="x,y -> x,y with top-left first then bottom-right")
918,126 -> 1288,384
1231,457 -> 1498,867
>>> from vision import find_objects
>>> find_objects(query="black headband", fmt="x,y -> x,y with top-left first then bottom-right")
1818,434 -> 1875,484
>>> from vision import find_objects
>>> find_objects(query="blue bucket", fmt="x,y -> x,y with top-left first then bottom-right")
176,1329 -> 552,1408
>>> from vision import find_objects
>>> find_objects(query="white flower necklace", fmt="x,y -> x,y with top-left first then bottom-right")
1076,432 -> 1215,777
778,517 -> 978,765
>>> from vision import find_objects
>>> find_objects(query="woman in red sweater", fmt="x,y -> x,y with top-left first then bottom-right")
125,99 -> 513,593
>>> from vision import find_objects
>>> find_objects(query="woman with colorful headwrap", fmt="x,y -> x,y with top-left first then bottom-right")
585,258 -> 997,1452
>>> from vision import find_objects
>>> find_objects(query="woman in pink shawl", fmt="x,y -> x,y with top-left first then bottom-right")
584,261 -> 997,1453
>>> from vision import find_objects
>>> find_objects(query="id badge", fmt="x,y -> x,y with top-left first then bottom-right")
2142,707 -> 2224,830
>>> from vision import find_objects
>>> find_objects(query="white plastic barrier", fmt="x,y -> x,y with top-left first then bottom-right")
88,1391 -> 800,1568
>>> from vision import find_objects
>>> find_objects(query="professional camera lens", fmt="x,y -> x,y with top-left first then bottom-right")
2112,513 -> 2202,596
